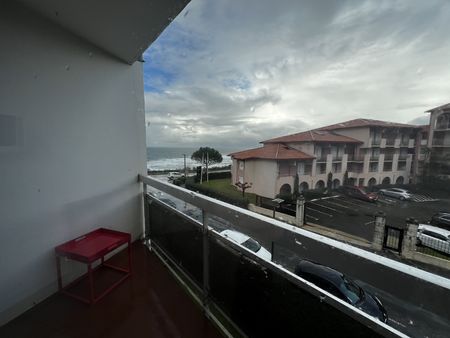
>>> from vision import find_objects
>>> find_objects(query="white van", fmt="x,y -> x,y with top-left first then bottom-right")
417,224 -> 450,255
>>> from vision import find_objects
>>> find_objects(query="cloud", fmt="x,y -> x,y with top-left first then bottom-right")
144,0 -> 450,148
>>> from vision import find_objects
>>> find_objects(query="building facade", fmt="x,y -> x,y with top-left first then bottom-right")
426,103 -> 450,179
230,119 -> 420,199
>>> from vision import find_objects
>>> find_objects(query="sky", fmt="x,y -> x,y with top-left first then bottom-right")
144,0 -> 450,149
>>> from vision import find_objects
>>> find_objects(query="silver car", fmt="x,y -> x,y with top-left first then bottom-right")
378,188 -> 412,201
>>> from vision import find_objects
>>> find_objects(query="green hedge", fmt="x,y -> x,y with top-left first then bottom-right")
185,179 -> 249,208
194,170 -> 231,182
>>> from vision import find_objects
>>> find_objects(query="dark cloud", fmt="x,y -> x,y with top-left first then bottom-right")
144,0 -> 450,147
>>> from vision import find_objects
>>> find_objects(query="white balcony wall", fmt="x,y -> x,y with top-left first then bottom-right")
0,3 -> 146,324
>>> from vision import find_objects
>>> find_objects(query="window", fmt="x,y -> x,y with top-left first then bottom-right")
242,238 -> 261,253
423,231 -> 447,241
239,161 -> 244,170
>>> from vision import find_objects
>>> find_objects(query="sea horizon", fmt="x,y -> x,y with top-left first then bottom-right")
146,146 -> 243,171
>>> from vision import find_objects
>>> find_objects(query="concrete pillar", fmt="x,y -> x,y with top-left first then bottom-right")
296,196 -> 305,227
401,218 -> 419,259
372,212 -> 386,251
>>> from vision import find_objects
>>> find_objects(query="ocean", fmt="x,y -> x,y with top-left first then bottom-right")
147,146 -> 236,171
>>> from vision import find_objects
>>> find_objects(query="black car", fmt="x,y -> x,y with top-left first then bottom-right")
294,260 -> 388,323
430,212 -> 450,230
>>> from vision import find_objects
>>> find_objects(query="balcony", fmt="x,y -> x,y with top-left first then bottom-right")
385,138 -> 396,147
371,138 -> 381,146
0,242 -> 222,338
315,155 -> 328,163
347,154 -> 365,162
384,154 -> 394,161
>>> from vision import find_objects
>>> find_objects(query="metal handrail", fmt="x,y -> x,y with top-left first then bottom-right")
139,175 -> 449,289
140,175 -> 450,338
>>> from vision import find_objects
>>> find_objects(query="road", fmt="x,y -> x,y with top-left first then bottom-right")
148,178 -> 450,337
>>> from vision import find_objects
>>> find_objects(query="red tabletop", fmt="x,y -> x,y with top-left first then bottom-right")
55,228 -> 131,263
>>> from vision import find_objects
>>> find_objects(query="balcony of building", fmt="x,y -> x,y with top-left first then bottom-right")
383,153 -> 394,161
435,113 -> 450,130
371,138 -> 381,146
385,138 -> 396,147
397,161 -> 407,171
138,177 -> 449,338
316,162 -> 327,175
0,242 -> 222,338
347,163 -> 364,173
347,153 -> 365,162
432,131 -> 450,147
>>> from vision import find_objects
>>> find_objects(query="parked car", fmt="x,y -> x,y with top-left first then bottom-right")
378,188 -> 412,201
417,224 -> 450,255
340,185 -> 378,202
167,171 -> 183,180
219,229 -> 272,261
294,260 -> 388,323
430,212 -> 450,230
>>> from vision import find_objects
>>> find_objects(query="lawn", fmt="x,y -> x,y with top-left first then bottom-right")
196,178 -> 257,204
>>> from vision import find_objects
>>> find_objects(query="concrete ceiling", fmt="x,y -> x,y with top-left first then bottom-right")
18,0 -> 190,64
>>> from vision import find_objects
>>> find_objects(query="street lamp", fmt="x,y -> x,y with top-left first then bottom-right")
271,198 -> 284,218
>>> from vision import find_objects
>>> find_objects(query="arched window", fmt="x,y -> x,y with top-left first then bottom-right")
280,184 -> 291,195
368,178 -> 377,187
382,177 -> 391,185
315,180 -> 325,190
299,182 -> 309,192
332,179 -> 340,189
395,176 -> 404,185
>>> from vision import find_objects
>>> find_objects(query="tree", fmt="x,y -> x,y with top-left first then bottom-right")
292,174 -> 300,200
235,181 -> 252,198
191,147 -> 223,166
343,170 -> 349,186
326,172 -> 333,194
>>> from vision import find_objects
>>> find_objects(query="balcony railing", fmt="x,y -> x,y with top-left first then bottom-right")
347,154 -> 365,162
398,154 -> 408,160
371,138 -> 381,146
385,138 -> 396,146
384,154 -> 394,161
140,175 -> 448,338
400,139 -> 409,146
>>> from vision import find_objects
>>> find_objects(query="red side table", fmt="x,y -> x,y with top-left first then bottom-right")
55,228 -> 132,304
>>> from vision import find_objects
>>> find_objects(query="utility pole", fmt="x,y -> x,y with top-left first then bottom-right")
200,153 -> 204,184
206,152 -> 209,182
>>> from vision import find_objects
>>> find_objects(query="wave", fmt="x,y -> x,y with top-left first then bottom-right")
147,155 -> 232,171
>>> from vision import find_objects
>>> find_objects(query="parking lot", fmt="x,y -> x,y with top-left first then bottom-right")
305,190 -> 447,242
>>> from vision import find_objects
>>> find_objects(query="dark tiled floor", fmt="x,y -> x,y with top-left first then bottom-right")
0,242 -> 223,338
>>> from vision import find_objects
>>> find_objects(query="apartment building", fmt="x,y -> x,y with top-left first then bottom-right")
230,119 -> 420,199
426,103 -> 450,179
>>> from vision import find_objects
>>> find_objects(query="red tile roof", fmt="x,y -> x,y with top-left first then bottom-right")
426,103 -> 450,112
317,118 -> 419,131
229,144 -> 314,160
261,130 -> 362,144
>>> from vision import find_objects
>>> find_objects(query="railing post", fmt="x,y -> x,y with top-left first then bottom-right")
296,196 -> 305,227
142,182 -> 152,251
401,218 -> 419,259
202,210 -> 210,316
372,212 -> 386,251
